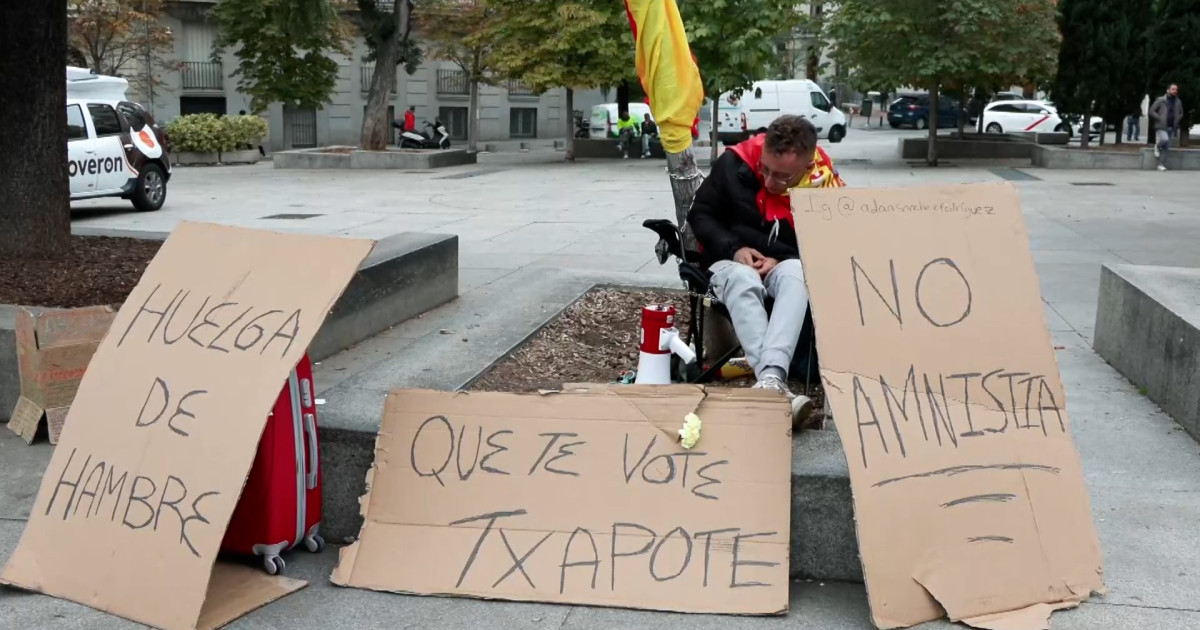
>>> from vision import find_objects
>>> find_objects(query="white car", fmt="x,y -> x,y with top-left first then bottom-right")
981,100 -> 1070,135
982,99 -> 1102,139
66,67 -> 171,211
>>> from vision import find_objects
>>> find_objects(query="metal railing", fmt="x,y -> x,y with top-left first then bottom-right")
181,61 -> 223,91
436,69 -> 468,95
506,80 -> 537,97
360,64 -> 397,92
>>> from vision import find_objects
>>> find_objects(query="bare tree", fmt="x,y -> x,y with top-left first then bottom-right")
68,0 -> 179,104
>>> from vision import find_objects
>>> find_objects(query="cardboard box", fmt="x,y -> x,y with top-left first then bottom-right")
7,305 -> 116,444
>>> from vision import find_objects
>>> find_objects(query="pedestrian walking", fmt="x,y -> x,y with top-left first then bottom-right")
1149,84 -> 1184,171
1125,106 -> 1141,142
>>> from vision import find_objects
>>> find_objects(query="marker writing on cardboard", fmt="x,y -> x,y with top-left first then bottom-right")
848,365 -> 1067,469
117,282 -> 302,359
447,509 -> 780,594
842,254 -> 1066,469
802,195 -> 996,221
42,447 -> 220,558
408,416 -> 727,501
409,415 -> 560,486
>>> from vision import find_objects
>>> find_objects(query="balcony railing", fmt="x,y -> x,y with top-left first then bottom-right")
436,69 -> 468,95
506,80 -> 538,97
360,63 -> 396,92
181,61 -> 223,91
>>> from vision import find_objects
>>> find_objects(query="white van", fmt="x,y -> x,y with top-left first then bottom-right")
589,102 -> 653,139
717,79 -> 847,144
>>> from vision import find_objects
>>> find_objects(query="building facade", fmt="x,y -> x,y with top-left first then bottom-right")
123,1 -> 604,150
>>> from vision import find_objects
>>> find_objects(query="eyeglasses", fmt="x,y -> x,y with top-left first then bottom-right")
757,158 -> 816,188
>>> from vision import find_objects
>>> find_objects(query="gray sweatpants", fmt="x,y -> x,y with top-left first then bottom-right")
710,258 -> 809,380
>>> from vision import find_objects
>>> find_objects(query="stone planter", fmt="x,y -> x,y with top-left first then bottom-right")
173,151 -> 221,166
273,147 -> 476,170
220,149 -> 261,165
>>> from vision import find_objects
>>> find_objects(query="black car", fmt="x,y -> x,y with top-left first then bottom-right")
888,94 -> 960,130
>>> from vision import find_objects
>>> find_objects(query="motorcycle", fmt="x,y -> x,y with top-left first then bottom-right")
399,119 -> 451,150
573,109 -> 590,139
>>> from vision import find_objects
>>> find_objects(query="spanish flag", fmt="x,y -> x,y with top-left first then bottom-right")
624,0 -> 704,154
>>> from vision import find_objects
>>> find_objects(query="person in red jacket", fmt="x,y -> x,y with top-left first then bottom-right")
403,106 -> 416,132
687,114 -> 844,427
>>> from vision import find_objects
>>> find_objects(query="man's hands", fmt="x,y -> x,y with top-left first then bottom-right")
733,246 -> 763,267
733,247 -> 779,278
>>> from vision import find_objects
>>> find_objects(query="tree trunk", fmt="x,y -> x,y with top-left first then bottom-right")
0,1 -> 71,258
1115,115 -> 1122,145
710,98 -> 721,162
1080,103 -> 1092,150
467,79 -> 479,153
617,81 -> 630,116
665,148 -> 703,253
957,92 -> 968,137
360,2 -> 408,150
565,87 -> 575,161
927,89 -> 939,166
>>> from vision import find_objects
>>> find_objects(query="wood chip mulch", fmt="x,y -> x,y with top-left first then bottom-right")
473,288 -> 691,392
0,235 -> 161,308
472,287 -> 827,425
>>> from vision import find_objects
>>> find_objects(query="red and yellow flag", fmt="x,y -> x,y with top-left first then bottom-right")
624,0 -> 704,154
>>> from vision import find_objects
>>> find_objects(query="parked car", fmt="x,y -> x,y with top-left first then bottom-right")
66,66 -> 171,212
989,91 -> 1026,103
887,94 -> 960,129
982,100 -> 1102,139
981,100 -> 1068,135
716,79 -> 848,144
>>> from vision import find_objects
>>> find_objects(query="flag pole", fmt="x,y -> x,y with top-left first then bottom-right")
623,0 -> 706,254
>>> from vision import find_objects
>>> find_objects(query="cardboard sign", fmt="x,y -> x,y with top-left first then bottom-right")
1,222 -> 374,630
791,183 -> 1105,629
8,305 -> 116,444
330,385 -> 792,615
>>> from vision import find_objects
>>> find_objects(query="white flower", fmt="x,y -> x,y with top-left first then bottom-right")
678,413 -> 702,449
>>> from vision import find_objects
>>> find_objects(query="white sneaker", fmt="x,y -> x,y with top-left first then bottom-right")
1158,164 -> 1167,171
753,375 -> 814,429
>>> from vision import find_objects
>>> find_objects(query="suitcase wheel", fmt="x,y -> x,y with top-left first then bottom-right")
304,533 -> 325,553
263,554 -> 286,575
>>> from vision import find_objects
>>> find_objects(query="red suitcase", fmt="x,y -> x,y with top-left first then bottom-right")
222,353 -> 324,574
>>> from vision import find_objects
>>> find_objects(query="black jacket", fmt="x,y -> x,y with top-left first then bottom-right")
687,151 -> 799,270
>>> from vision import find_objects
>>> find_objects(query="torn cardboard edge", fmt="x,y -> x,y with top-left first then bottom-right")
0,562 -> 306,630
961,600 -> 1080,630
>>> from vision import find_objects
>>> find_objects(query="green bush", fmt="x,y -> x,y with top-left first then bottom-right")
165,114 -> 230,153
165,114 -> 267,153
225,115 -> 268,148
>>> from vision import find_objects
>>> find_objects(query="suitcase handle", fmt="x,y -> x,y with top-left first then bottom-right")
303,412 -> 318,490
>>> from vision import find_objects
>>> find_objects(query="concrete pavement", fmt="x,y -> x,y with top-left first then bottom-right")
3,128 -> 1199,628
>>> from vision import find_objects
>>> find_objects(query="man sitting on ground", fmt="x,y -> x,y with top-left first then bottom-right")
687,114 -> 845,426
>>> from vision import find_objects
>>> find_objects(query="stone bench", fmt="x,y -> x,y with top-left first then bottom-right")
1032,145 -> 1200,170
1094,264 -> 1200,442
573,137 -> 667,159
